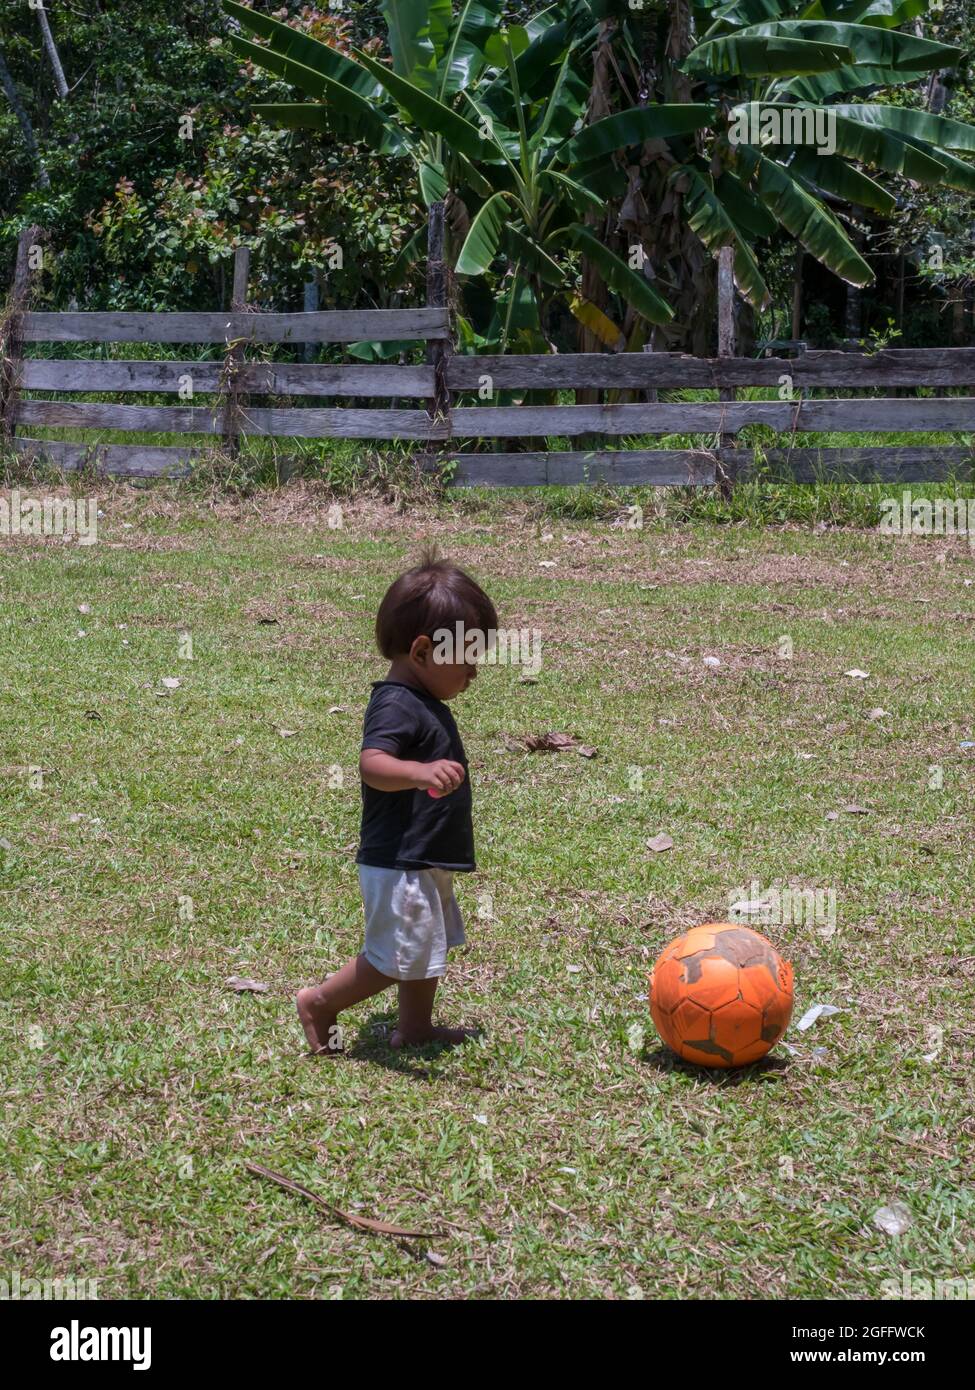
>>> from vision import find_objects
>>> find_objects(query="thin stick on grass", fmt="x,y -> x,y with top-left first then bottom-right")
245,1161 -> 437,1239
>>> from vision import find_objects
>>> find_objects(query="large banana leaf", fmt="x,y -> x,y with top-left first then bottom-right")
554,224 -> 675,324
352,46 -> 490,161
228,35 -> 397,149
735,144 -> 873,286
829,103 -> 975,155
558,105 -> 715,163
252,103 -> 408,156
683,35 -> 854,77
710,0 -> 924,26
676,166 -> 770,309
730,103 -> 949,184
418,157 -> 449,206
380,0 -> 444,94
437,0 -> 503,98
714,169 -> 778,238
892,136 -> 975,195
569,296 -> 624,350
782,65 -> 929,102
733,21 -> 959,71
538,169 -> 605,215
222,1 -> 382,101
503,225 -> 565,286
787,148 -> 896,212
456,192 -> 517,274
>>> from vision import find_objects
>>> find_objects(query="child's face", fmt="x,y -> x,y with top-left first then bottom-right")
402,637 -> 478,701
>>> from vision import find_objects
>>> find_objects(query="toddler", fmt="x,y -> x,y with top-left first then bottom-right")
297,549 -> 497,1053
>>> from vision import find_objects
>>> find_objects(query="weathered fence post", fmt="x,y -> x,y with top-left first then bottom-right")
222,244 -> 251,460
426,200 -> 451,455
1,224 -> 43,445
717,245 -> 736,498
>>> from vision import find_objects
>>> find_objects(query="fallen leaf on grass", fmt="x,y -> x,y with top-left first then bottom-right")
506,731 -> 596,755
796,1003 -> 842,1032
327,705 -> 349,715
873,1202 -> 912,1237
425,1251 -> 447,1268
226,976 -> 269,994
245,1161 -> 436,1238
826,804 -> 870,819
646,833 -> 674,854
844,668 -> 870,679
277,728 -> 299,738
257,616 -> 279,625
160,677 -> 181,689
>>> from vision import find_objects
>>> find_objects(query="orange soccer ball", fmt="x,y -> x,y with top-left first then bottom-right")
649,923 -> 794,1068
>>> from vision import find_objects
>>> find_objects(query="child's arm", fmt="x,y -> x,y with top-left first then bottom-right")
360,748 -> 466,795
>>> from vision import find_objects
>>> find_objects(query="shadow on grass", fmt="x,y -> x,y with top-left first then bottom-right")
324,1010 -> 486,1079
642,1044 -> 791,1086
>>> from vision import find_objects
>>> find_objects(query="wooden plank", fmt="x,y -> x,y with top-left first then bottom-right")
424,446 -> 973,488
426,199 -> 451,425
451,398 -> 975,436
729,446 -> 975,483
447,348 -> 975,390
20,308 -> 449,345
15,359 -> 435,397
716,245 -> 736,498
224,245 -> 251,457
14,400 -> 448,440
423,451 -> 718,487
2,225 -> 44,440
10,437 -> 195,477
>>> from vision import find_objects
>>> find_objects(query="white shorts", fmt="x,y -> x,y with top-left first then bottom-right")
359,865 -> 466,981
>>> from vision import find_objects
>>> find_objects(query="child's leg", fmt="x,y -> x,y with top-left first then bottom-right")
392,976 -> 476,1049
296,952 -> 392,1055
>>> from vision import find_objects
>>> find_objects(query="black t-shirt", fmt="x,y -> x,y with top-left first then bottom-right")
357,680 -> 475,872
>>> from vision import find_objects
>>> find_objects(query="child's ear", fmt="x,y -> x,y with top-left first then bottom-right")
410,635 -> 433,666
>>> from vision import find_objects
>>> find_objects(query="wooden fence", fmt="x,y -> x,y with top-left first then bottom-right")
2,213 -> 974,488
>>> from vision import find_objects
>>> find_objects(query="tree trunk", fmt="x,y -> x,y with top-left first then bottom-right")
0,44 -> 50,188
35,4 -> 69,100
637,0 -> 715,354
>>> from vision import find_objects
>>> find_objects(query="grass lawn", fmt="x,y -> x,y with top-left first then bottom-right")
2,482 -> 974,1299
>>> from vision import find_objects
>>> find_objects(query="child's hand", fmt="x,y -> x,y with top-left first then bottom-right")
415,759 -> 466,796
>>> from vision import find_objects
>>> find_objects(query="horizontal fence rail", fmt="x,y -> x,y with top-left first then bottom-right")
20,308 -> 449,345
14,360 -> 435,397
446,348 -> 975,390
2,220 -> 973,488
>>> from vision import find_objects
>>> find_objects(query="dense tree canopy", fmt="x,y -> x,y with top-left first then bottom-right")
1,1 -> 973,347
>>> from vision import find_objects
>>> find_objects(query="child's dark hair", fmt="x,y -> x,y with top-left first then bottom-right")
375,547 -> 498,658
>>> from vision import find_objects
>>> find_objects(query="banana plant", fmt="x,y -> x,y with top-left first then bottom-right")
666,0 -> 975,313
220,0 -> 715,351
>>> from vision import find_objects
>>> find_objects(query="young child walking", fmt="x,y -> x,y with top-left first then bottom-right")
297,549 -> 497,1054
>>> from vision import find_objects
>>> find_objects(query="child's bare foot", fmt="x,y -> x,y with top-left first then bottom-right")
390,1024 -> 476,1049
296,987 -> 343,1057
